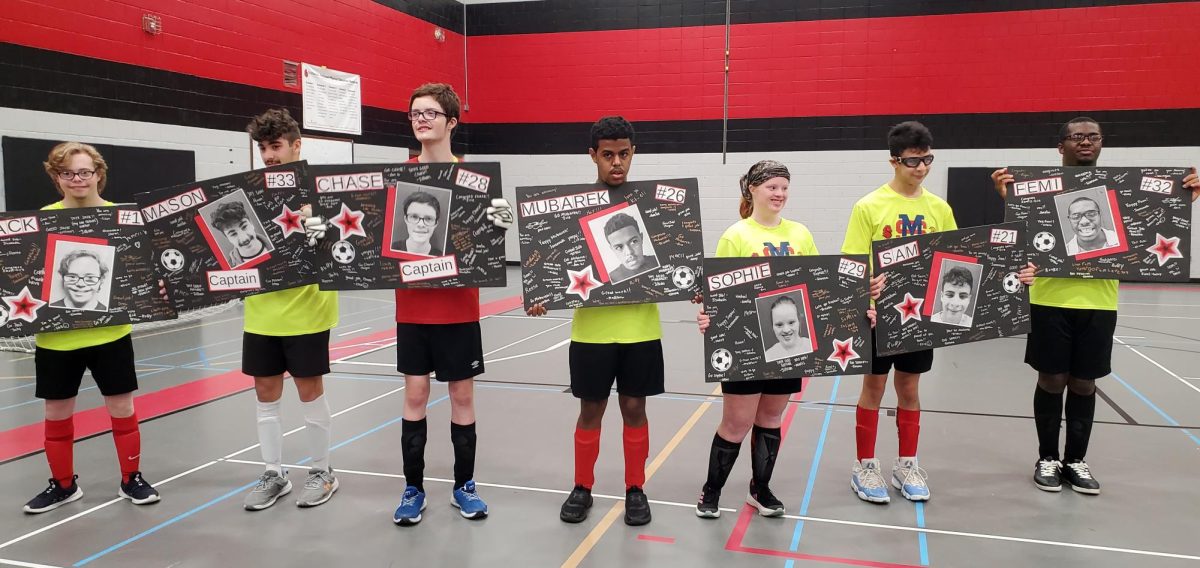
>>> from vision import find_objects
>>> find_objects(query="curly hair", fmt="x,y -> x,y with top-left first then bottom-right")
888,121 -> 933,157
44,142 -> 108,194
941,266 -> 974,290
590,116 -> 635,150
210,200 -> 251,231
247,108 -> 301,143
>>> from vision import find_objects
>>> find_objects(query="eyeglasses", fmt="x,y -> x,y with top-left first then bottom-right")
1063,133 -> 1103,143
406,214 -> 437,226
408,109 -> 447,122
57,169 -> 96,181
62,274 -> 101,285
1068,210 -> 1100,222
894,155 -> 935,168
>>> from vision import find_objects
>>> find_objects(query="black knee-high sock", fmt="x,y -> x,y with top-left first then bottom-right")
401,418 -> 427,492
703,433 -> 741,493
1033,386 -> 1064,460
750,425 -> 782,490
1063,390 -> 1096,462
450,422 -> 477,489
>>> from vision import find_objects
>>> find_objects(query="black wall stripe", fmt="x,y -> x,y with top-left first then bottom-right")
466,0 -> 1174,35
373,0 -> 464,34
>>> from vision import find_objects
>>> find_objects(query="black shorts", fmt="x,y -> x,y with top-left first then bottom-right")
1024,304 -> 1117,380
569,340 -> 665,400
395,322 -> 484,382
35,334 -> 138,400
720,378 -> 803,396
242,330 -> 331,378
870,347 -> 934,375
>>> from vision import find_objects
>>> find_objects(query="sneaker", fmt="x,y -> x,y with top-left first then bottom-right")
296,468 -> 339,508
24,477 -> 83,514
451,480 -> 489,519
1033,458 -> 1063,492
559,485 -> 593,523
393,486 -> 427,525
119,471 -> 161,505
1060,460 -> 1100,495
891,458 -> 930,502
747,484 -> 785,517
624,486 -> 652,526
850,459 -> 891,503
243,470 -> 292,511
695,485 -> 721,519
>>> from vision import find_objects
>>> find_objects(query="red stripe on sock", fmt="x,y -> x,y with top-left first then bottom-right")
623,423 -> 649,491
897,408 -> 921,458
855,406 -> 879,461
44,417 -> 74,487
110,414 -> 141,483
574,427 -> 600,490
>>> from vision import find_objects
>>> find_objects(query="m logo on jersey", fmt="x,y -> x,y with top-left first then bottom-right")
757,241 -> 795,257
884,214 -> 928,239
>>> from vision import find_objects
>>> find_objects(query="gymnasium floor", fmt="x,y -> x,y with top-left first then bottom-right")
0,267 -> 1196,567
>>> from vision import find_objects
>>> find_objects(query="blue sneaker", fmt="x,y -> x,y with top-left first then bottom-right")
392,486 -> 426,526
891,457 -> 930,502
451,480 -> 488,519
851,459 -> 891,503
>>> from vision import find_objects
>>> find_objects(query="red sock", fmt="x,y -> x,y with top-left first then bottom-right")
110,414 -> 141,483
855,406 -> 879,461
622,423 -> 649,491
574,427 -> 601,490
897,408 -> 921,458
44,417 -> 74,487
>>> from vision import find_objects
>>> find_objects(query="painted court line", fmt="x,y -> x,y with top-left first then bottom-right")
0,559 -> 64,568
337,326 -> 372,337
1113,336 -> 1200,396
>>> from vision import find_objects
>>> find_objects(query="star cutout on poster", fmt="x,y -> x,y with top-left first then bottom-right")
272,205 -> 305,238
565,266 -> 601,301
330,203 -> 366,241
4,286 -> 45,323
893,292 -> 924,324
827,337 -> 859,371
1146,233 -> 1183,267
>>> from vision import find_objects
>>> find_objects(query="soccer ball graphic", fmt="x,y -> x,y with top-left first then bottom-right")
331,240 -> 356,264
1033,232 -> 1056,252
160,249 -> 185,272
1002,272 -> 1023,294
710,349 -> 733,372
0,304 -> 8,326
672,266 -> 695,289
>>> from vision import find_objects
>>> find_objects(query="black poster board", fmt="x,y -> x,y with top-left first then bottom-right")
1004,166 -> 1191,281
310,162 -> 507,290
872,222 -> 1031,356
135,162 -> 318,310
518,179 -> 704,310
702,255 -> 873,382
0,205 -> 175,337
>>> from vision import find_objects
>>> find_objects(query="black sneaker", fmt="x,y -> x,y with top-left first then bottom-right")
695,485 -> 721,519
119,471 -> 161,505
747,483 -> 785,517
559,485 -> 593,523
1060,460 -> 1100,495
1033,458 -> 1062,492
624,486 -> 652,526
24,476 -> 83,514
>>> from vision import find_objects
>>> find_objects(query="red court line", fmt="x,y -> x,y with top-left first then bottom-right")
636,535 -> 675,544
0,293 -> 524,462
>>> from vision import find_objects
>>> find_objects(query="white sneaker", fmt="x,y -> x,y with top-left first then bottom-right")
850,459 -> 890,503
891,457 -> 930,501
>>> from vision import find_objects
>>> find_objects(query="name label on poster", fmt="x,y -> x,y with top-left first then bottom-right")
141,187 -> 208,222
315,172 -> 385,193
399,255 -> 459,282
877,241 -> 920,268
1012,177 -> 1063,197
707,262 -> 772,292
654,184 -> 687,204
0,216 -> 40,237
207,269 -> 262,291
520,191 -> 610,218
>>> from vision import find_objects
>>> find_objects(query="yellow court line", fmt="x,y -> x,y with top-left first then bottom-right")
561,385 -> 722,568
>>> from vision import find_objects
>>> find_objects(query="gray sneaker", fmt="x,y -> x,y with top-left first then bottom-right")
243,470 -> 292,511
296,468 -> 339,508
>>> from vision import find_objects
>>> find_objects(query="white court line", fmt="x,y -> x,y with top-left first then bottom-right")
1118,314 -> 1200,320
1114,336 -> 1200,396
1112,336 -> 1145,340
335,361 -> 392,368
483,320 -> 571,357
1119,302 -> 1200,307
337,327 -> 372,337
335,321 -> 571,368
487,314 -> 572,321
486,338 -> 571,364
219,459 -> 1200,563
0,558 -> 64,568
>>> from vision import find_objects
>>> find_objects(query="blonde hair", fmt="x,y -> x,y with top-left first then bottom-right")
44,142 -> 108,194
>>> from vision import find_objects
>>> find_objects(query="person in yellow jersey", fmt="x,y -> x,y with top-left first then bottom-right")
527,117 -> 659,526
991,117 -> 1200,495
24,142 -> 161,513
692,160 -> 886,518
241,109 -> 340,510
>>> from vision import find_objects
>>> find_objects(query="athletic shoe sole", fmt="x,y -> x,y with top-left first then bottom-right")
23,487 -> 84,514
1068,483 -> 1100,495
746,493 -> 785,517
850,480 -> 890,504
891,477 -> 930,502
118,487 -> 161,505
296,476 -> 339,508
243,480 -> 292,511
695,506 -> 721,519
450,497 -> 488,520
393,500 -> 427,526
1033,479 -> 1063,492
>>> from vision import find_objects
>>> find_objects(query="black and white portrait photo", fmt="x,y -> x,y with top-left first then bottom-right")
197,188 -> 275,268
1053,186 -> 1122,257
755,290 -> 814,362
928,259 -> 984,328
48,242 -> 116,313
387,182 -> 452,258
584,205 -> 661,284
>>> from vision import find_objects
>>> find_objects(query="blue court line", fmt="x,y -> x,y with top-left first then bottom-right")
784,376 -> 841,567
914,502 -> 930,565
1110,372 -> 1200,446
74,392 -> 449,566
196,344 -> 210,369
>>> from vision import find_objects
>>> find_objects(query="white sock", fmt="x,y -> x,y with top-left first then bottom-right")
301,395 -> 332,472
256,400 -> 283,474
